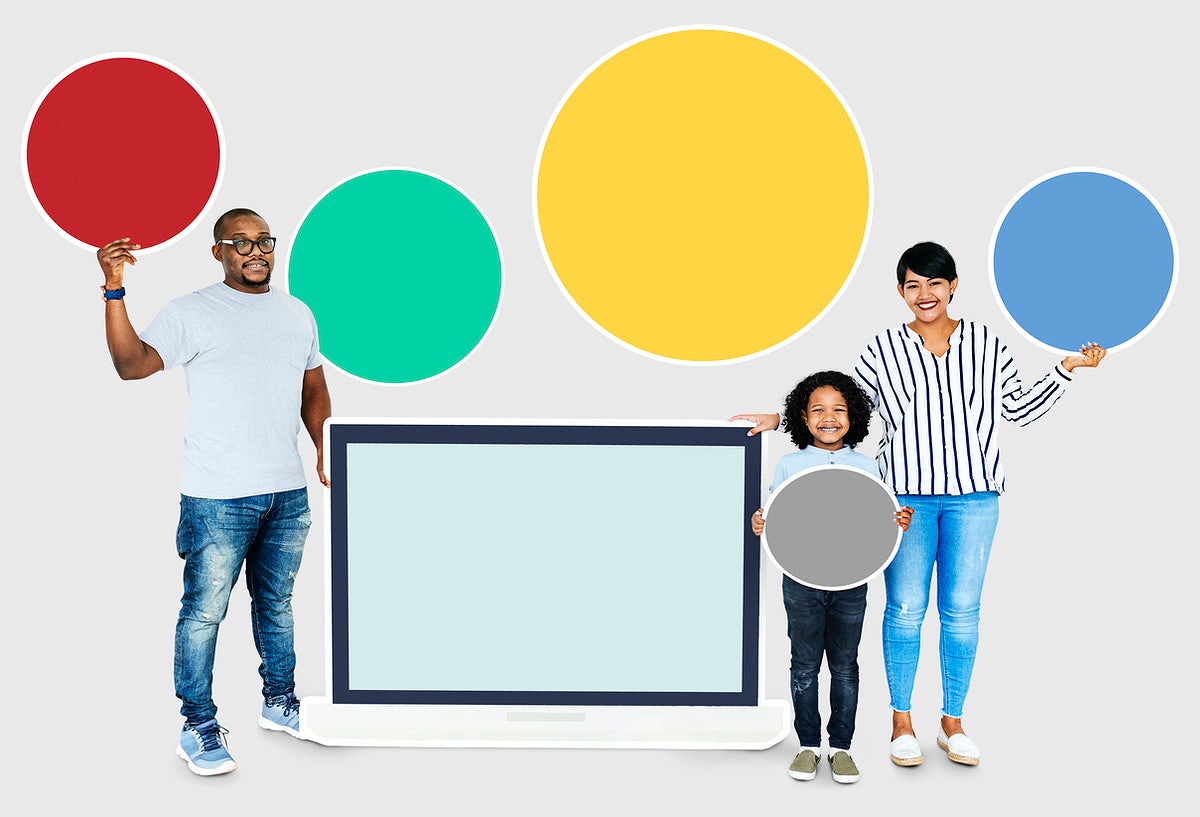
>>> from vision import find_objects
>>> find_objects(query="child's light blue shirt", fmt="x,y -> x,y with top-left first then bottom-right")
768,446 -> 879,494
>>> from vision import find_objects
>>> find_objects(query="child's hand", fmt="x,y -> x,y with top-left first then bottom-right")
751,508 -> 765,536
894,506 -> 914,531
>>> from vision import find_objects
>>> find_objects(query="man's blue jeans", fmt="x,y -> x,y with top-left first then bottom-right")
782,577 -> 867,751
883,492 -> 999,719
174,488 -> 310,724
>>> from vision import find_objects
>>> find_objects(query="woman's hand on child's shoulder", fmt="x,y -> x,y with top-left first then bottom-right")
728,414 -> 781,436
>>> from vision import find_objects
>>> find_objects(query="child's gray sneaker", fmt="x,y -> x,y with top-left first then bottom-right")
829,750 -> 860,783
788,748 -> 821,780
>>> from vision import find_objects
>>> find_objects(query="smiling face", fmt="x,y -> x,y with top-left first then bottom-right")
212,213 -> 273,293
801,385 -> 850,451
899,268 -> 956,324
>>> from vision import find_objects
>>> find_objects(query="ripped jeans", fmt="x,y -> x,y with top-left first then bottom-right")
883,492 -> 999,719
174,489 -> 310,724
782,577 -> 868,750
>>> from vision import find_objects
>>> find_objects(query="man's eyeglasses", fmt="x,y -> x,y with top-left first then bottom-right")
217,237 -> 276,255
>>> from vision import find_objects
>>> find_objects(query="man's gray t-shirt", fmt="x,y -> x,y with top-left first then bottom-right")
140,282 -> 322,499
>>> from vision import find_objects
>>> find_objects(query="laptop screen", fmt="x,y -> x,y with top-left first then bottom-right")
327,420 -> 763,706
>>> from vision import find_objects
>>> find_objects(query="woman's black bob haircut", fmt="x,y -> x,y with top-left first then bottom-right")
896,241 -> 958,286
781,370 -> 873,450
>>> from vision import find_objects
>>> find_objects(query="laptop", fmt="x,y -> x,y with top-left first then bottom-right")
300,418 -> 790,748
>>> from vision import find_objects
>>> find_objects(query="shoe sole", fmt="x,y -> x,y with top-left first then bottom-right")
257,715 -> 305,740
788,769 -> 817,781
936,736 -> 980,766
175,744 -> 237,776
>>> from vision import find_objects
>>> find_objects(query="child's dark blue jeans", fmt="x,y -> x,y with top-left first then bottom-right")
782,576 -> 868,751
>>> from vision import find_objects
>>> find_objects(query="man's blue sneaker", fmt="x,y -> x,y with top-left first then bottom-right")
176,719 -> 237,776
258,692 -> 303,738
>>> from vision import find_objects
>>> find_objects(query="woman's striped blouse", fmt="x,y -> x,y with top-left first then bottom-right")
853,319 -> 1073,496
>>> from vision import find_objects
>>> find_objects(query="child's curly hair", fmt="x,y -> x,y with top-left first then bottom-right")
780,370 -> 872,450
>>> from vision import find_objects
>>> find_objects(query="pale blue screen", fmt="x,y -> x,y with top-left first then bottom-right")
336,430 -> 754,703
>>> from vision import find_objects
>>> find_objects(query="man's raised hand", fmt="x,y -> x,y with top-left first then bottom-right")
97,238 -> 140,289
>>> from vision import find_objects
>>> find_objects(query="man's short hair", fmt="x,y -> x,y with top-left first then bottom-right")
213,208 -> 264,242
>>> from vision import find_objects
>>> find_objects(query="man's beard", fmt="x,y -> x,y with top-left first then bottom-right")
238,269 -> 271,289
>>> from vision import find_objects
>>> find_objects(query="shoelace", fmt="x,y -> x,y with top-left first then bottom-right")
272,694 -> 300,718
194,721 -> 229,752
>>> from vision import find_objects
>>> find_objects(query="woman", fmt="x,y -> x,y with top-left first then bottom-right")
733,241 -> 1105,767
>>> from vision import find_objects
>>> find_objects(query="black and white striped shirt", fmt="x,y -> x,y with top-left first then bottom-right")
853,320 -> 1072,496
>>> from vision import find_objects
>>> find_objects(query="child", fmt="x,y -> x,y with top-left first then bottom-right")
750,370 -> 912,784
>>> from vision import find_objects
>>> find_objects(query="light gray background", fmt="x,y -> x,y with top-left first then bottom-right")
4,0 -> 1193,811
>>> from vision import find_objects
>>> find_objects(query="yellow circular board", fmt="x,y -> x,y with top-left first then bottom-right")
536,27 -> 871,363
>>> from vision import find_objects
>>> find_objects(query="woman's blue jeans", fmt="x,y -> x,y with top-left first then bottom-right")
174,488 -> 311,724
882,492 -> 999,719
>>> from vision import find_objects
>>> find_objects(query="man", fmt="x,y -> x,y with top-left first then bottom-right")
97,208 -> 331,776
